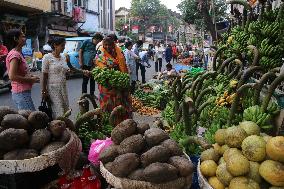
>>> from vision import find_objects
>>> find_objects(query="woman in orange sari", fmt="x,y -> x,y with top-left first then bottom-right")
95,37 -> 132,117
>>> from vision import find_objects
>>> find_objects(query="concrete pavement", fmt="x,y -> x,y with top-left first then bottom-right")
0,59 -> 166,121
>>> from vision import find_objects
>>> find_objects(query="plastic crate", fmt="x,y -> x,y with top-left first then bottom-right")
0,164 -> 60,189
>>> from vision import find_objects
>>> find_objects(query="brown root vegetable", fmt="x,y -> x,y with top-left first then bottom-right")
128,168 -> 145,181
59,130 -> 71,144
99,145 -> 119,164
0,106 -> 17,123
168,156 -> 194,177
28,111 -> 49,130
143,162 -> 179,183
40,142 -> 65,155
144,128 -> 169,147
109,153 -> 140,177
3,149 -> 38,160
111,119 -> 137,145
29,129 -> 51,150
0,128 -> 29,151
141,145 -> 170,167
56,117 -> 75,131
48,120 -> 66,138
137,123 -> 150,134
161,139 -> 183,156
1,114 -> 29,130
118,134 -> 145,154
18,110 -> 32,119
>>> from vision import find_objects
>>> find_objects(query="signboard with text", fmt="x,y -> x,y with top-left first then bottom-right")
132,25 -> 139,34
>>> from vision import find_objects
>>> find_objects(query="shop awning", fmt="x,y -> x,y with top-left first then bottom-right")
48,29 -> 78,37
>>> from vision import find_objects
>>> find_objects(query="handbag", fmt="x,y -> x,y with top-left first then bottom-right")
38,99 -> 53,121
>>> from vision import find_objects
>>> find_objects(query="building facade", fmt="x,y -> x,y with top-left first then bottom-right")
80,0 -> 100,34
98,0 -> 115,34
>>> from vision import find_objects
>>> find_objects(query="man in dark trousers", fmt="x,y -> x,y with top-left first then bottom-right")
132,40 -> 143,81
79,33 -> 103,96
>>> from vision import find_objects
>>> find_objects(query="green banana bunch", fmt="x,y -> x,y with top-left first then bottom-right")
260,56 -> 282,70
267,101 -> 280,115
92,67 -> 130,89
243,105 -> 272,129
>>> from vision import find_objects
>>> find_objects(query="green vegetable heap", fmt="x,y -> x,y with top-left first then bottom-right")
92,67 -> 130,89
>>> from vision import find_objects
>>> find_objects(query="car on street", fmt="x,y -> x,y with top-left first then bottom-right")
64,37 -> 92,69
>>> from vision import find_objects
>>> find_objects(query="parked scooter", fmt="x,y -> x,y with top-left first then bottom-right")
0,56 -> 11,90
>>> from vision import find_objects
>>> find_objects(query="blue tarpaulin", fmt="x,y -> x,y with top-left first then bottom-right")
174,64 -> 192,72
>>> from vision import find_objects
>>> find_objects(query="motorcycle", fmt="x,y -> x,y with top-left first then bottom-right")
0,56 -> 11,90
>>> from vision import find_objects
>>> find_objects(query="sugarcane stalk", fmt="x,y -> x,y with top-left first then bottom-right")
181,83 -> 192,97
247,45 -> 260,66
172,77 -> 180,122
190,77 -> 201,100
179,136 -> 211,150
182,78 -> 192,89
195,72 -> 217,100
253,72 -> 276,105
182,101 -> 191,135
261,74 -> 284,112
237,66 -> 262,88
218,56 -> 237,74
228,83 -> 256,126
109,105 -> 128,127
75,108 -> 102,132
80,93 -> 98,109
192,71 -> 205,82
195,88 -> 216,107
228,64 -> 241,79
213,46 -> 227,71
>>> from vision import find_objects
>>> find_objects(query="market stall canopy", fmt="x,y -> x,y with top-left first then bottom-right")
48,29 -> 78,37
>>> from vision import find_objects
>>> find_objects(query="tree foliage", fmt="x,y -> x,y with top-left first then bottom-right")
178,0 -> 228,41
130,0 -> 180,35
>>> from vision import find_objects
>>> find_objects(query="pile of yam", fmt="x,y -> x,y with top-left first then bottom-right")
99,120 -> 194,184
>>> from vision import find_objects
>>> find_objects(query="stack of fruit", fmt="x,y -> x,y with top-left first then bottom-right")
199,121 -> 284,189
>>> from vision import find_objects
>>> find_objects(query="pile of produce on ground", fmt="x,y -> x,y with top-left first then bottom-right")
131,96 -> 161,116
99,119 -> 194,186
200,121 -> 284,189
92,67 -> 130,89
0,106 -> 73,160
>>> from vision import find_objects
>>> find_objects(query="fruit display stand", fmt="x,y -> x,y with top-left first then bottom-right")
100,161 -> 193,189
0,130 -> 81,188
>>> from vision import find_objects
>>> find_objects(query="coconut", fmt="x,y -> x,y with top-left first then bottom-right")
226,154 -> 250,176
215,129 -> 226,145
216,163 -> 233,186
200,148 -> 220,162
225,126 -> 247,148
266,136 -> 284,163
229,177 -> 260,189
239,121 -> 260,136
49,120 -> 66,138
200,160 -> 218,177
223,148 -> 242,162
218,157 -> 225,165
1,114 -> 29,130
247,161 -> 262,183
18,110 -> 32,119
213,143 -> 223,155
220,145 -> 230,155
208,177 -> 225,189
241,135 -> 266,162
259,160 -> 284,187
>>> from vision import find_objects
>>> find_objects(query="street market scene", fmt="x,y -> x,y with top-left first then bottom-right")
0,0 -> 283,188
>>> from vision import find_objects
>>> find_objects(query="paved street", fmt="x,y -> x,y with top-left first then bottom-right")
0,60 -> 165,121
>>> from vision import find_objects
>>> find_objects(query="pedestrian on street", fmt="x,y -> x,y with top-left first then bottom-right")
5,29 -> 40,111
132,40 -> 143,81
0,37 -> 8,76
138,50 -> 150,84
79,33 -> 103,96
124,41 -> 139,94
95,37 -> 132,118
165,44 -> 173,64
154,43 -> 164,72
41,37 -> 77,119
172,44 -> 178,63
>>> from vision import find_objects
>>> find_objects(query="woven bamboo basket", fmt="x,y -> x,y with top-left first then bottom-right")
197,160 -> 213,189
100,161 -> 193,189
0,129 -> 81,174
